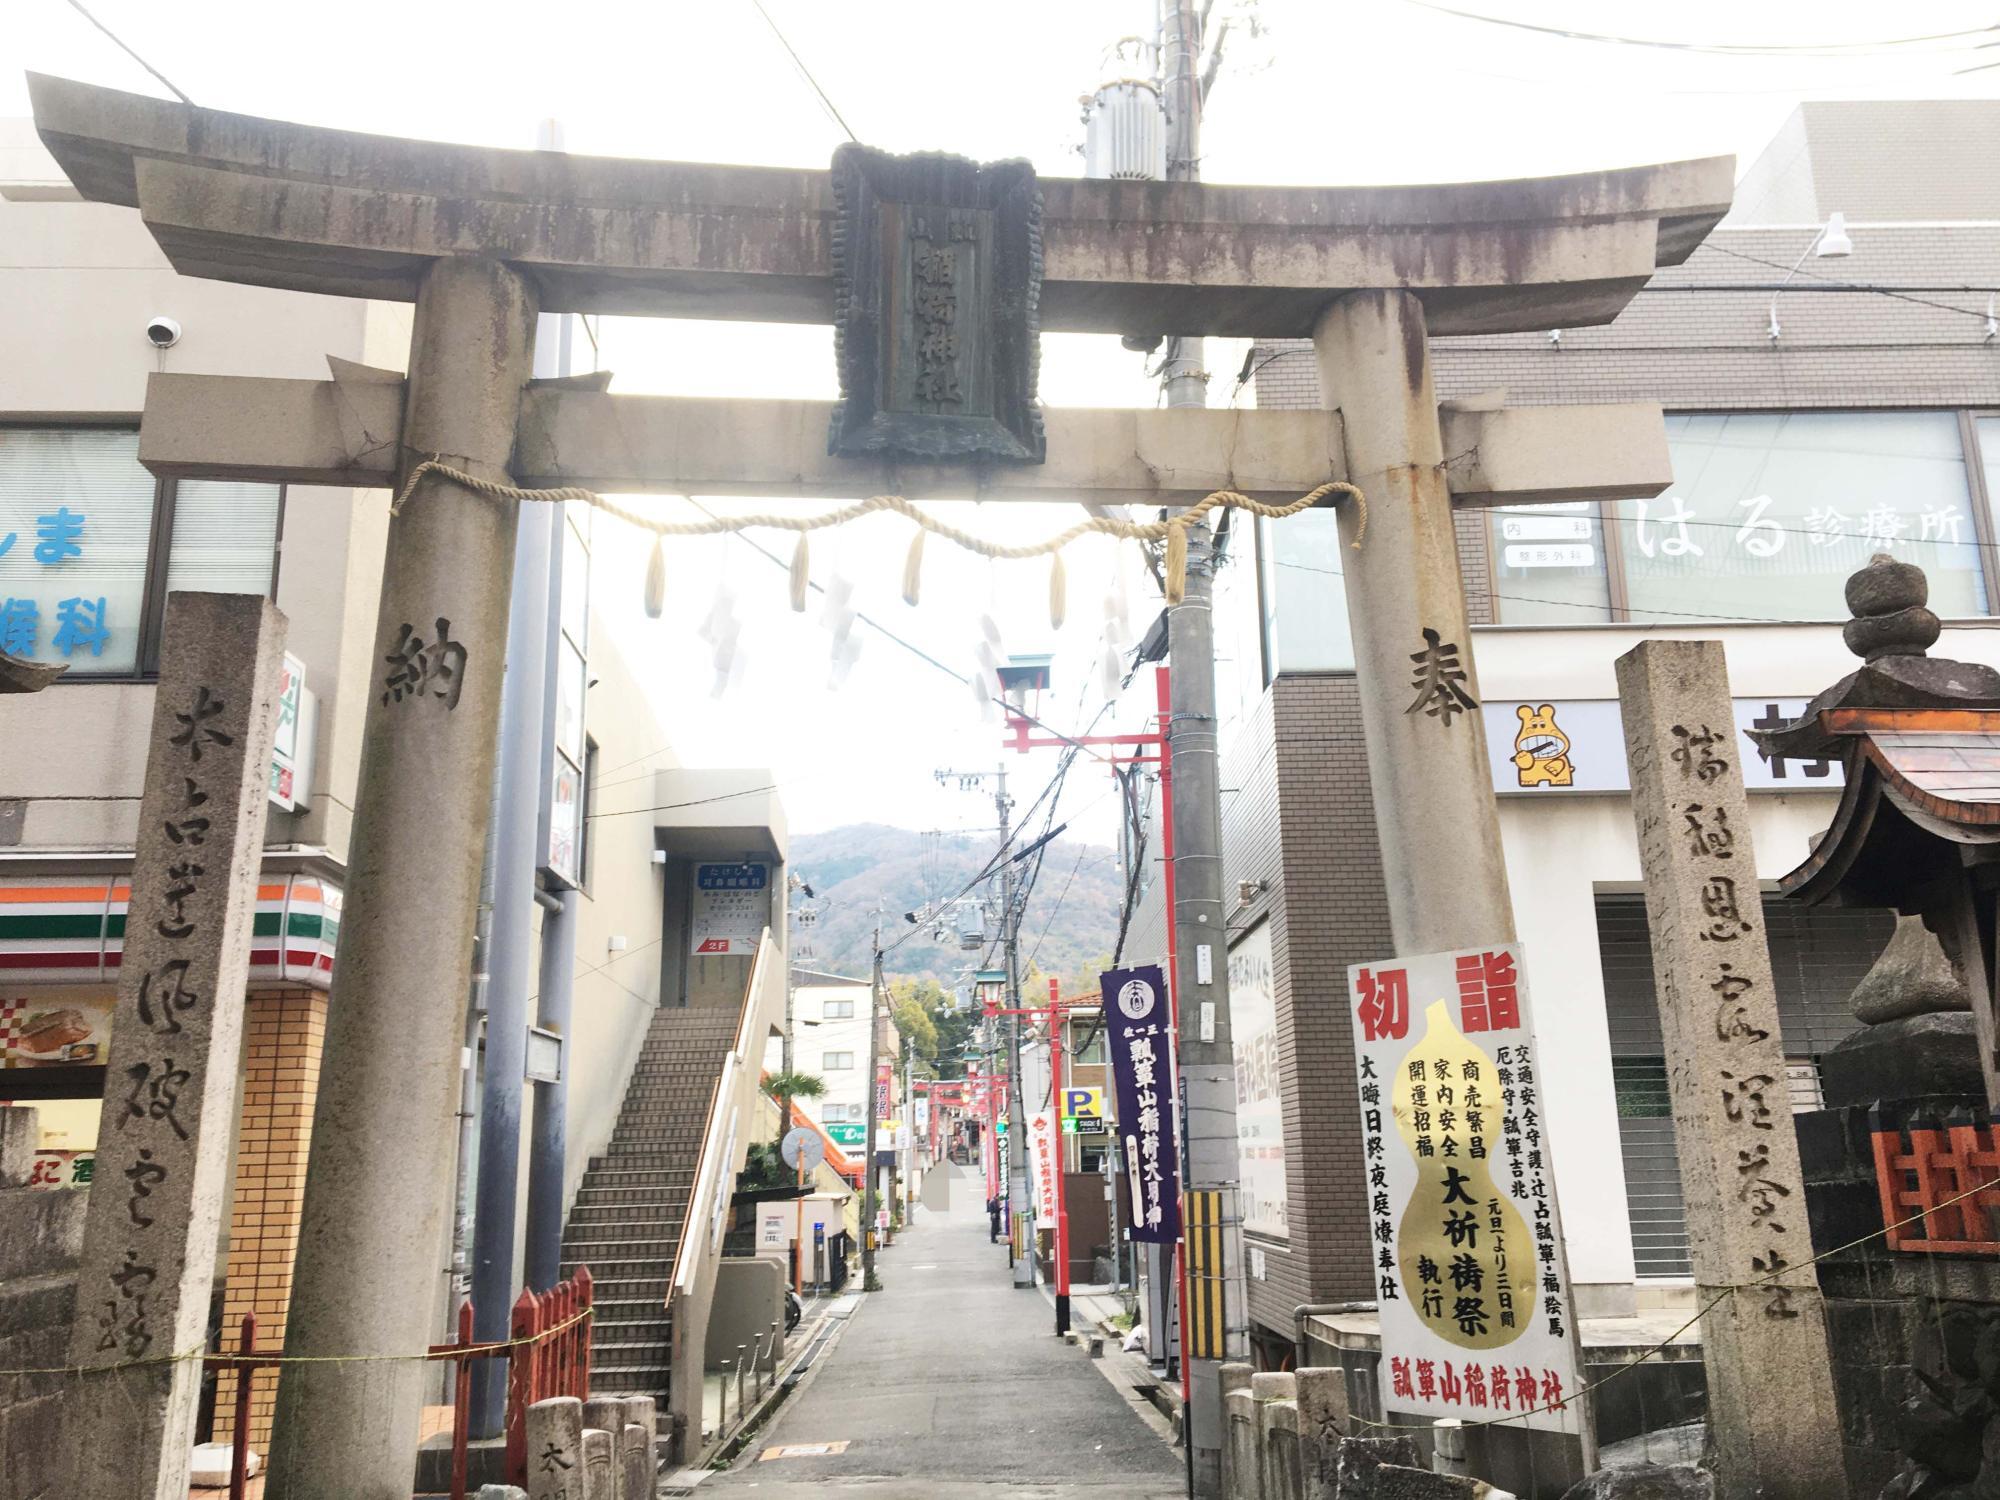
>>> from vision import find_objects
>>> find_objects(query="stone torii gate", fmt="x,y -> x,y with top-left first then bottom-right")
28,73 -> 1729,1498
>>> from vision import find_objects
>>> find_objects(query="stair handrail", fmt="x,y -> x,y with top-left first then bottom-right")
669,927 -> 780,1299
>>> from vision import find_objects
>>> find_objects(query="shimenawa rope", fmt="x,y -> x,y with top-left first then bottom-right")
388,459 -> 1366,615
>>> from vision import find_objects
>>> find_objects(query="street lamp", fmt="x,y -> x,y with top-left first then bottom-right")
1767,212 -> 1853,342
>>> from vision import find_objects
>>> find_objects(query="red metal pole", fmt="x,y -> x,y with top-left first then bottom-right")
1050,978 -> 1072,1337
228,1313 -> 255,1500
452,1299 -> 474,1500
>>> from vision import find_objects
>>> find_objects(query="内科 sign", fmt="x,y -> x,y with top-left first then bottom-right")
1099,965 -> 1179,1244
1345,943 -> 1585,1436
691,862 -> 768,955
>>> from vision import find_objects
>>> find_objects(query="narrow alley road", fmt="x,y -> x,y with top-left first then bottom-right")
706,1163 -> 1183,1499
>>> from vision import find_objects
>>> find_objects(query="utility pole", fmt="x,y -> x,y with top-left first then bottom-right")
1159,2 -> 1246,1493
997,767 -> 1035,1289
863,909 -> 886,1290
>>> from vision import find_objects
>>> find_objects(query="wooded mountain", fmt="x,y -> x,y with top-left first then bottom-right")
786,823 -> 1123,988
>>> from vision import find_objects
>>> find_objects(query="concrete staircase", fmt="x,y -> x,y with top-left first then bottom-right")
560,1005 -> 742,1400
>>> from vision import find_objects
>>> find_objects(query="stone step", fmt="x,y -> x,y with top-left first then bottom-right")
572,1185 -> 692,1207
562,1227 -> 684,1248
588,1277 -> 673,1303
593,1160 -> 698,1177
566,1202 -> 690,1225
589,1368 -> 671,1397
577,1168 -> 695,1187
572,1264 -> 680,1288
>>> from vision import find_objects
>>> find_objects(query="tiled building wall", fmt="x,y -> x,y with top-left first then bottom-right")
1266,676 -> 1394,1318
213,986 -> 327,1449
1736,100 -> 2000,225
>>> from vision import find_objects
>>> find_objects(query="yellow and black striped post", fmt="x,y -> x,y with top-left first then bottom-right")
1182,1190 -> 1227,1361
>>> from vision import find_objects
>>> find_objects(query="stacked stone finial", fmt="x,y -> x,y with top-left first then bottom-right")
1844,551 -> 1941,662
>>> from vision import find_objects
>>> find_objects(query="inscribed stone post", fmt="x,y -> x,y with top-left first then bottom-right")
64,592 -> 287,1499
1615,640 -> 1845,1499
1295,1367 -> 1349,1500
581,1428 -> 613,1499
621,1423 -> 652,1499
526,1396 -> 584,1500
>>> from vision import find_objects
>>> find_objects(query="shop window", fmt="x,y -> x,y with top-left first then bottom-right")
1261,507 -> 1356,673
1615,412 -> 1986,624
1487,503 -> 1613,623
578,738 -> 598,892
544,506 -> 591,888
0,429 -> 281,677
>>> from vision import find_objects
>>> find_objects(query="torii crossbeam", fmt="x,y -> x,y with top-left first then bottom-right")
27,70 -> 1730,1499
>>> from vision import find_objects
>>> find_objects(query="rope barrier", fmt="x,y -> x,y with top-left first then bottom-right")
388,459 -> 1366,611
0,1305 -> 593,1381
1337,1169 -> 2000,1435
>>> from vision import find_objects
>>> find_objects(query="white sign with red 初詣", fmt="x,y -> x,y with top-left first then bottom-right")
1027,1108 -> 1060,1222
1345,943 -> 1585,1436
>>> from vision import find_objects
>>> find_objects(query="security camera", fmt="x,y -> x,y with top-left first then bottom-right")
145,316 -> 181,349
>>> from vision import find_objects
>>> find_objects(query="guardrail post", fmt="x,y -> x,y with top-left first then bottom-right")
506,1286 -> 538,1484
574,1265 -> 594,1396
229,1313 -> 256,1500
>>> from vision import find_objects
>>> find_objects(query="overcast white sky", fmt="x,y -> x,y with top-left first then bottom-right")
12,1 -> 2000,847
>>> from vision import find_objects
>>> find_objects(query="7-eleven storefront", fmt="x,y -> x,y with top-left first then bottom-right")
0,868 -> 340,1445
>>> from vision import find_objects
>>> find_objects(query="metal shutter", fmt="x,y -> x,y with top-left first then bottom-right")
1595,896 -> 1890,1278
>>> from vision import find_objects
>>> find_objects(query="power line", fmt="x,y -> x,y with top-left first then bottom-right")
1699,243 -> 2000,329
1402,2 -> 2000,58
746,0 -> 859,144
1273,555 -> 2000,630
585,782 -> 781,821
61,0 -> 193,104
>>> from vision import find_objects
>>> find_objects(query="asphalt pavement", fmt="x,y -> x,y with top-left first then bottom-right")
704,1162 -> 1183,1499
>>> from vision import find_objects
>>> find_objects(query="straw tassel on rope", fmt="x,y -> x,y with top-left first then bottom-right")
1163,523 -> 1189,607
643,536 -> 667,620
789,533 -> 810,612
902,527 -> 926,607
1048,552 -> 1066,630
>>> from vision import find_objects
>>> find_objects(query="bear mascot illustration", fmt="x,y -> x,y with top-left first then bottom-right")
1512,704 -> 1574,788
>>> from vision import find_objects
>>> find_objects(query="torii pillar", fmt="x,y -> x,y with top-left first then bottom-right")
1314,289 -> 1515,952
263,259 -> 539,1495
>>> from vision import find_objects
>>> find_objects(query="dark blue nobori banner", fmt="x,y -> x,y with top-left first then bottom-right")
1100,964 -> 1180,1245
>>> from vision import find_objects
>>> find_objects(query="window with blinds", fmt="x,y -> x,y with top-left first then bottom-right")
1597,895 -> 1891,1277
0,429 -> 281,677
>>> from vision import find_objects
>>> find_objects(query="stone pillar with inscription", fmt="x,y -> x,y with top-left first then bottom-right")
268,256 -> 539,1500
1615,639 -> 1845,1500
64,592 -> 288,1499
525,1396 -> 583,1500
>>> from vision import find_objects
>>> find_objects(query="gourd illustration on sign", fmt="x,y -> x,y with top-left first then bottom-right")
1512,704 -> 1574,788
1393,1000 -> 1533,1352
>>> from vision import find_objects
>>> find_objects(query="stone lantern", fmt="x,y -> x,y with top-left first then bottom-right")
1752,553 -> 2000,1109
